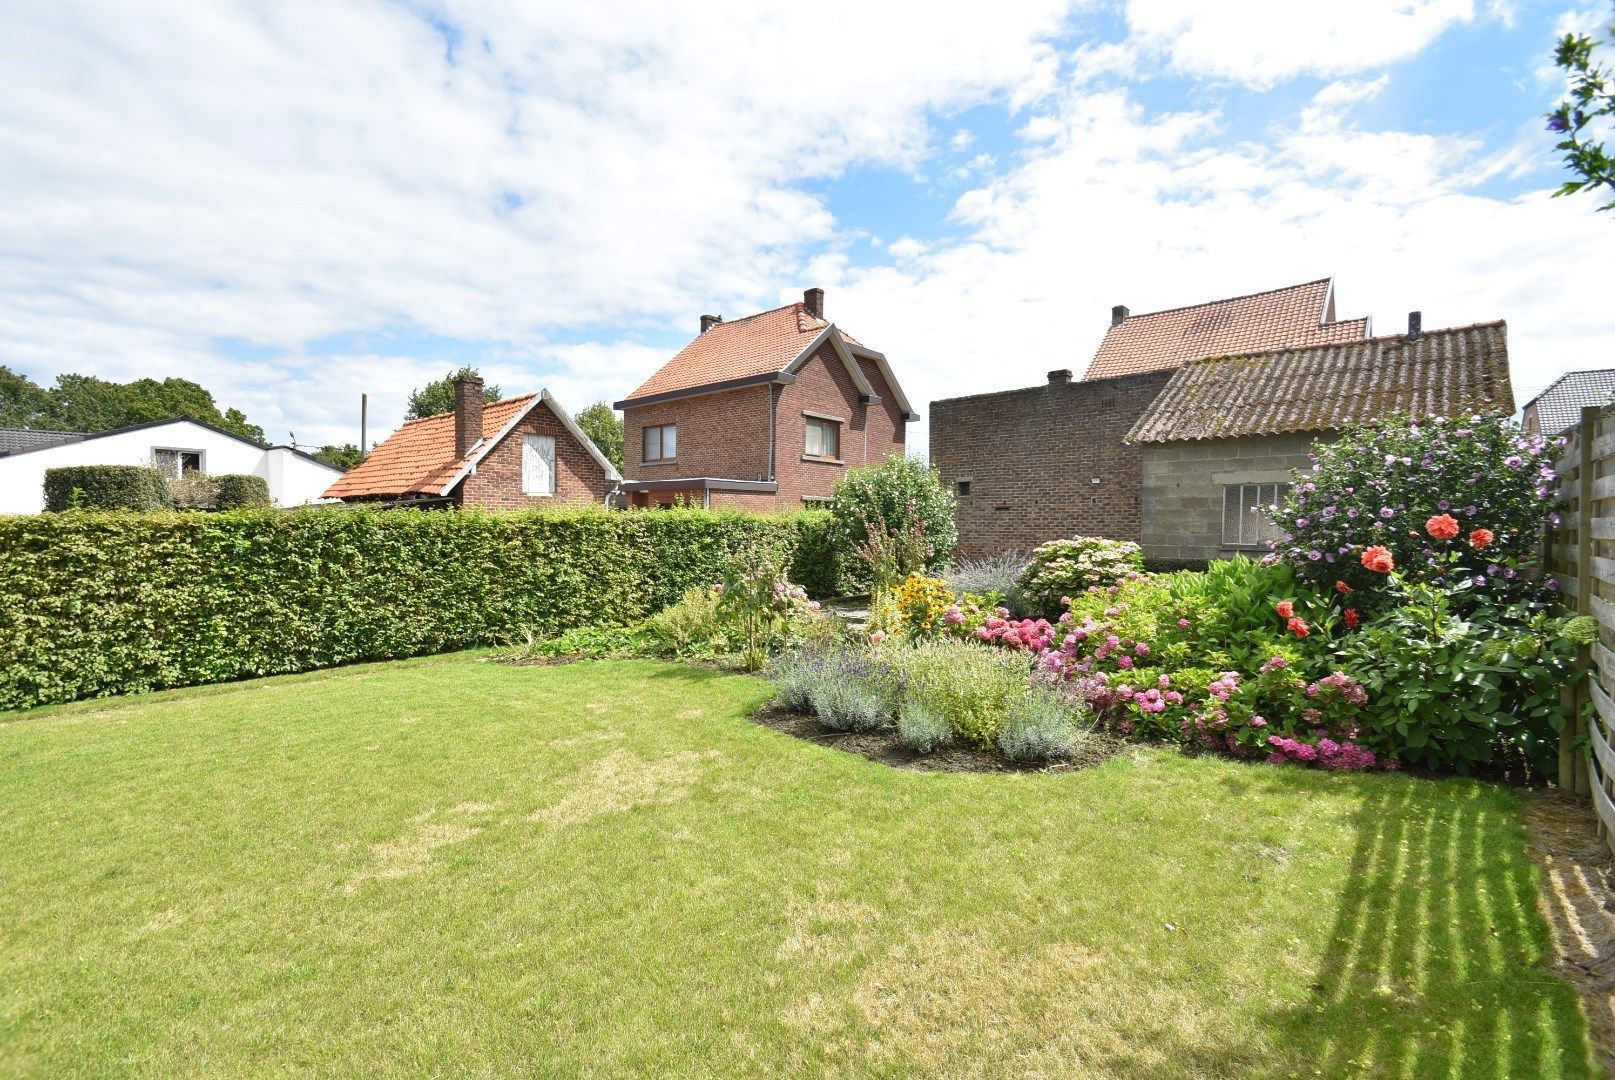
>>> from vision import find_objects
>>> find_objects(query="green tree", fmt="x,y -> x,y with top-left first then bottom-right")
0,365 -> 54,427
313,444 -> 367,470
830,454 -> 957,588
1548,12 -> 1615,211
575,401 -> 624,471
405,366 -> 501,421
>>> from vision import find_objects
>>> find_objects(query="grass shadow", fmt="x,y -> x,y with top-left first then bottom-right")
1269,779 -> 1595,1077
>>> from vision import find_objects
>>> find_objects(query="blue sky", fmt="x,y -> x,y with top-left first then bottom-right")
1,0 -> 1610,452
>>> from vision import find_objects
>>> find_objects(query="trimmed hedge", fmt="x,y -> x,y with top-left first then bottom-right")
43,465 -> 172,512
0,506 -> 837,711
214,474 -> 271,509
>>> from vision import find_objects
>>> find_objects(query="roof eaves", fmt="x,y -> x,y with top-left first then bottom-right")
615,370 -> 795,411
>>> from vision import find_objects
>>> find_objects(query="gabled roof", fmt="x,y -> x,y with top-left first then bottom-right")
1523,368 -> 1615,436
616,301 -> 917,418
0,426 -> 85,454
1126,321 -> 1512,444
323,391 -> 620,500
1084,278 -> 1370,380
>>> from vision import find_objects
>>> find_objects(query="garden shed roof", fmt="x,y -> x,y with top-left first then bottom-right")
1523,368 -> 1615,436
1084,278 -> 1369,381
1125,321 -> 1513,444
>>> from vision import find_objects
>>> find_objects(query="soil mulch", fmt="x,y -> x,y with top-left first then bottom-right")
747,701 -> 1124,774
1520,790 -> 1615,1074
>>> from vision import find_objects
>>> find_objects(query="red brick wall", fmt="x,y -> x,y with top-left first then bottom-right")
929,370 -> 1173,557
455,400 -> 614,509
623,384 -> 772,482
622,341 -> 909,511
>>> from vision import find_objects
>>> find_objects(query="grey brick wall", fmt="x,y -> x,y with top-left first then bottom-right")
1140,432 -> 1326,560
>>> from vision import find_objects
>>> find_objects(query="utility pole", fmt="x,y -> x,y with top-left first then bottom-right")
360,393 -> 368,454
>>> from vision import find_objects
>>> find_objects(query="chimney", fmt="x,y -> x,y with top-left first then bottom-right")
454,371 -> 485,458
700,314 -> 723,334
1111,305 -> 1129,327
803,287 -> 825,320
1048,369 -> 1072,385
1406,310 -> 1422,341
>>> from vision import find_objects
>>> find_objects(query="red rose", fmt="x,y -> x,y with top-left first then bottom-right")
1335,580 -> 1352,594
1275,599 -> 1295,619
1361,546 -> 1394,574
1425,513 -> 1460,541
1470,528 -> 1495,550
1286,616 -> 1310,639
1343,608 -> 1360,629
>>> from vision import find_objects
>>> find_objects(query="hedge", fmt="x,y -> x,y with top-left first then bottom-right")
214,474 -> 271,509
43,465 -> 172,512
0,505 -> 838,711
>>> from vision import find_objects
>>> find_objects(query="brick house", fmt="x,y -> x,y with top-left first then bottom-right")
614,288 -> 917,509
932,278 -> 1370,556
1127,319 -> 1514,561
324,373 -> 620,508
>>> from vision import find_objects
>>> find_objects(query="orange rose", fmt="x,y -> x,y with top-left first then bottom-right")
1335,580 -> 1352,594
1275,599 -> 1295,619
1343,608 -> 1360,629
1425,513 -> 1460,541
1469,528 -> 1495,550
1361,546 -> 1394,574
1286,616 -> 1310,639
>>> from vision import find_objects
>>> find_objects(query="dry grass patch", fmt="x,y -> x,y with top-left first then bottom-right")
529,748 -> 722,828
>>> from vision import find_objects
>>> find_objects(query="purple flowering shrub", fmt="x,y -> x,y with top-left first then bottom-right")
1269,413 -> 1557,607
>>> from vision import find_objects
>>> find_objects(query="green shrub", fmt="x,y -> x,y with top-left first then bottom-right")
998,688 -> 1086,761
42,465 -> 171,512
647,586 -> 727,659
214,474 -> 271,509
0,506 -> 846,711
168,470 -> 220,509
897,699 -> 952,753
831,454 -> 956,588
882,639 -> 1030,749
1017,536 -> 1143,616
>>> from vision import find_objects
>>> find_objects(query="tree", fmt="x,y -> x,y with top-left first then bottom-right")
1548,12 -> 1615,211
575,401 -> 624,471
313,444 -> 367,470
405,366 -> 500,420
0,367 -> 265,441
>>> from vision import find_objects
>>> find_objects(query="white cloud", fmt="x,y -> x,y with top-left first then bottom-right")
832,80 -> 1613,455
1125,0 -> 1476,86
0,0 -> 1075,443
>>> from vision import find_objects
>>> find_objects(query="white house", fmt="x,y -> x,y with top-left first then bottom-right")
0,418 -> 345,514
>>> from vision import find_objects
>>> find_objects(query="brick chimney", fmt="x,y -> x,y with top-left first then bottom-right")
1048,369 -> 1072,384
700,314 -> 723,334
454,371 -> 485,457
1406,310 -> 1422,341
803,287 -> 825,320
1111,305 -> 1129,327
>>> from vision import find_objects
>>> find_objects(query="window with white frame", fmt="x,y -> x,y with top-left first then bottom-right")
804,416 -> 840,460
1222,482 -> 1291,548
643,424 -> 677,462
152,448 -> 204,481
521,434 -> 556,495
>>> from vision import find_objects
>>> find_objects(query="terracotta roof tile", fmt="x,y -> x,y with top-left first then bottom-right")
1524,368 -> 1615,436
1126,321 -> 1512,443
324,395 -> 536,499
625,302 -> 835,402
1084,278 -> 1368,380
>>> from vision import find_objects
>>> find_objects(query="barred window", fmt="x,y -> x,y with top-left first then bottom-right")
1222,482 -> 1290,548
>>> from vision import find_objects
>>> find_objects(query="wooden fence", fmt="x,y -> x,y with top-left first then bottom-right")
1548,404 -> 1615,849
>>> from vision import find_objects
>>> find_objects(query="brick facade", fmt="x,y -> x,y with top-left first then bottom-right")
929,369 -> 1172,557
1140,432 -> 1326,561
454,400 -> 614,509
622,341 -> 906,510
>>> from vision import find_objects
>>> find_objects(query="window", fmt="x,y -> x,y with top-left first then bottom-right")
1222,482 -> 1291,548
955,480 -> 971,497
804,417 -> 840,460
643,424 -> 677,462
152,448 -> 203,481
521,434 -> 555,496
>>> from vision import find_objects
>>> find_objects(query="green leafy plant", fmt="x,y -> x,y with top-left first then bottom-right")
214,474 -> 271,509
647,586 -> 728,659
1547,14 -> 1615,210
881,638 -> 1032,749
998,686 -> 1088,761
830,454 -> 955,588
715,539 -> 820,671
1017,536 -> 1143,617
42,465 -> 171,512
896,699 -> 953,753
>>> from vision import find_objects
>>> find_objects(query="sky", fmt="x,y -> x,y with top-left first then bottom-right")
2,0 -> 1611,454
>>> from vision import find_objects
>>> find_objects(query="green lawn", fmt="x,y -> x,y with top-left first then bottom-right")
0,656 -> 1595,1077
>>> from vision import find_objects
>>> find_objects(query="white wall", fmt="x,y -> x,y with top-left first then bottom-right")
0,420 -> 344,514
